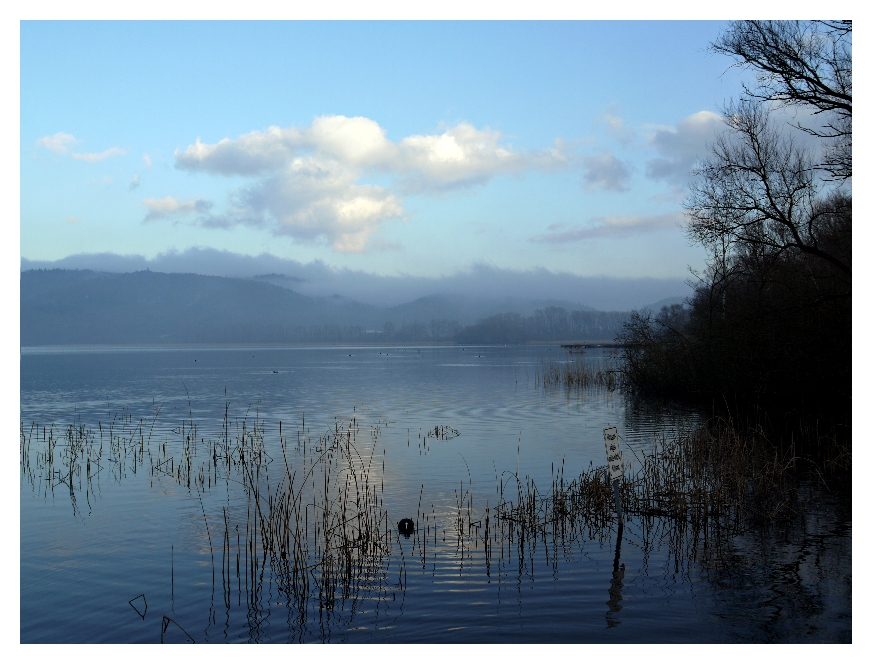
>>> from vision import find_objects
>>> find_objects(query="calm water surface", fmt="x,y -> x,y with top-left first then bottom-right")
20,345 -> 851,643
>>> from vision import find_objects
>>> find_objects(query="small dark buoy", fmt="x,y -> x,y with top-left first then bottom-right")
398,518 -> 414,538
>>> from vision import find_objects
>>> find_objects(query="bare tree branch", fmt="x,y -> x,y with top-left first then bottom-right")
712,20 -> 851,180
685,101 -> 850,275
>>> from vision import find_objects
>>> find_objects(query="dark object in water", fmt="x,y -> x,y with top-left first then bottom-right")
398,518 -> 414,537
128,593 -> 147,620
429,425 -> 460,440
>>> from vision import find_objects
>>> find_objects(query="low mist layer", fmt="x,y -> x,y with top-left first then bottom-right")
21,249 -> 690,312
20,269 -> 660,345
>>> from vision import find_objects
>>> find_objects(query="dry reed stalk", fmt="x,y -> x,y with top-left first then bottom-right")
21,396 -> 846,638
535,356 -> 620,391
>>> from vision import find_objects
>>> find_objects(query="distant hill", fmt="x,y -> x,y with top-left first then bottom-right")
21,269 -> 389,345
21,269 -> 631,345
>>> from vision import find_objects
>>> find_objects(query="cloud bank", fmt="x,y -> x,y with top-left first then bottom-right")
167,116 -> 570,253
20,248 -> 691,312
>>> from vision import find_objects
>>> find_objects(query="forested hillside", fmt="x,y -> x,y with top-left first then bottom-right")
21,269 -> 632,345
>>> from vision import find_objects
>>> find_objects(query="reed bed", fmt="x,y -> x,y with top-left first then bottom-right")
19,409 -> 815,555
259,418 -> 396,621
535,356 -> 620,391
392,415 -> 818,582
475,416 -> 810,579
21,406 -> 398,638
158,412 -> 398,633
20,411 -> 157,514
21,402 -> 838,640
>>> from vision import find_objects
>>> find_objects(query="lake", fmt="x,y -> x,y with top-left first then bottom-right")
20,344 -> 851,643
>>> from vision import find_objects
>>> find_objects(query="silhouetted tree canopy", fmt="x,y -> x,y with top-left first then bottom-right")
712,20 -> 851,179
620,20 -> 851,427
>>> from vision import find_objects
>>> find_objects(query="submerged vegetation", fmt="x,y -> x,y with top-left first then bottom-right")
20,385 -> 849,641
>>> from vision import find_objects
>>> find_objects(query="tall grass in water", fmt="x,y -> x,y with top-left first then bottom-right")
535,355 -> 619,391
171,414 -> 398,636
20,412 -> 155,515
432,415 -> 836,580
20,407 -> 398,640
262,418 -> 395,620
21,402 -> 847,641
20,408 -> 831,562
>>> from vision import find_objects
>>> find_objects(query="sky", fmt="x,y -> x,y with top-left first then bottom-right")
20,20 -> 752,300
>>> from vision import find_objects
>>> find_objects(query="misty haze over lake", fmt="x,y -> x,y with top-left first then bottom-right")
21,249 -> 691,311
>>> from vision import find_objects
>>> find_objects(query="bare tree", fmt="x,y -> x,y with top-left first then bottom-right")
686,100 -> 850,276
712,20 -> 851,179
687,20 -> 851,277
620,21 -> 851,405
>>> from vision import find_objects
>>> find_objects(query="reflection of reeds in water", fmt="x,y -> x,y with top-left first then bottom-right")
483,417 -> 806,567
20,415 -> 150,516
21,406 -> 399,639
21,403 -> 845,641
161,413 -> 398,633
399,415 -> 830,585
535,356 -> 619,391
264,419 -> 395,620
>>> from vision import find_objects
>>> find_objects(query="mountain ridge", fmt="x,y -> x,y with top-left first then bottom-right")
20,269 -> 677,345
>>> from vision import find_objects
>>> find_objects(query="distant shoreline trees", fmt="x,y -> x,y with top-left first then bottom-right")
20,269 -> 630,345
456,308 -> 628,344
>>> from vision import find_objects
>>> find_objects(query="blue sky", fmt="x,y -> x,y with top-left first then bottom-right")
21,20 -> 748,283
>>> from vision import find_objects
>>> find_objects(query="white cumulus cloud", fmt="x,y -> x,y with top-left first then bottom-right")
306,115 -> 396,168
224,156 -> 404,252
395,123 -> 560,192
171,115 -> 569,252
176,126 -> 302,176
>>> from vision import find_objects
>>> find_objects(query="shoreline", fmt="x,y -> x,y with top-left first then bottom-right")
21,340 -> 624,353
